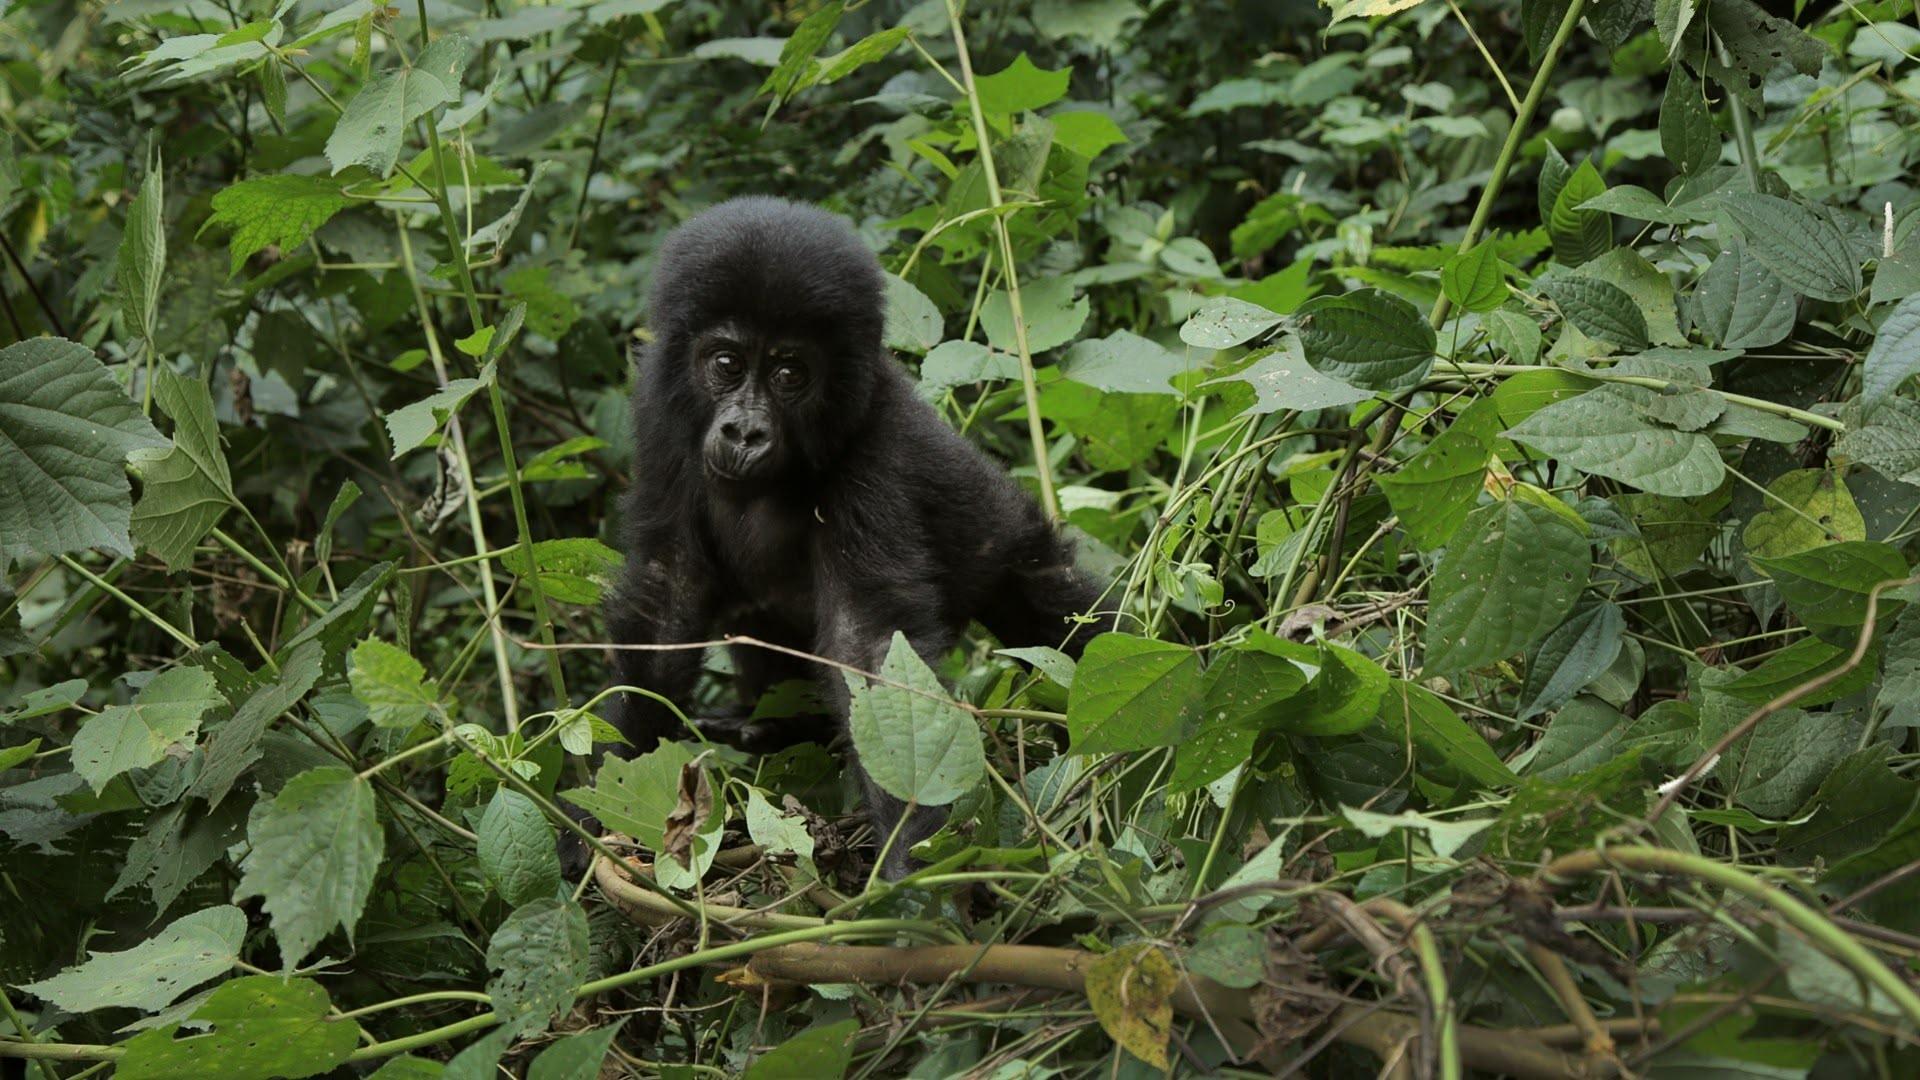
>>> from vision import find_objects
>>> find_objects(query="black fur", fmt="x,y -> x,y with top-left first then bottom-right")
605,197 -> 1112,878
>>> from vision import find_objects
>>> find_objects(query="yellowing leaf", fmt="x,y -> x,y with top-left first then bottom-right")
1084,943 -> 1176,1068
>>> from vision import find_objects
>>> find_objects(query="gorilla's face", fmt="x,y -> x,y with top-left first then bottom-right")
692,320 -> 821,483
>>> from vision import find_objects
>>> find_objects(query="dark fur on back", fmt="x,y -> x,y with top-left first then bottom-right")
605,197 -> 1113,878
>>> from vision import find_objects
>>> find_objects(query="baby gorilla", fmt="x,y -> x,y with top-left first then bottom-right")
606,197 -> 1110,878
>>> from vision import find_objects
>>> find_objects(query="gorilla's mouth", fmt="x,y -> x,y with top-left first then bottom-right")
704,447 -> 773,482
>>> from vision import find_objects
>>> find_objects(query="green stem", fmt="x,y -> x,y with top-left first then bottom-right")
1440,360 -> 1845,432
56,556 -> 199,653
211,526 -> 326,617
943,0 -> 1059,517
1545,846 -> 1920,1028
1428,0 -> 1593,329
1715,34 -> 1766,191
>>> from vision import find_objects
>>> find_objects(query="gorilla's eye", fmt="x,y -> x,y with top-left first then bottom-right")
711,352 -> 743,379
771,363 -> 809,391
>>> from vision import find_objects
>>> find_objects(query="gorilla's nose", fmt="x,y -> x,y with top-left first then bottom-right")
720,419 -> 769,450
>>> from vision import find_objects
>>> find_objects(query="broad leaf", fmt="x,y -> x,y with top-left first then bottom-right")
487,896 -> 590,1035
1377,398 -> 1499,550
1695,242 -> 1796,350
1753,542 -> 1909,633
883,274 -> 942,354
327,34 -> 473,176
1084,944 -> 1175,1069
129,365 -> 235,570
1206,338 -> 1372,415
203,175 -> 351,277
1537,275 -> 1648,349
72,667 -> 223,793
349,638 -> 442,728
117,976 -> 359,1080
23,905 -> 245,1013
1059,330 -> 1182,394
561,741 -> 694,852
1180,296 -> 1284,348
743,1019 -> 858,1079
1519,603 -> 1626,720
237,766 -> 384,966
1659,64 -> 1717,175
1441,243 -> 1506,313
1863,295 -> 1920,403
1505,387 -> 1726,496
1297,289 -> 1437,391
0,337 -> 167,559
1719,193 -> 1861,302
1425,499 -> 1591,673
1067,633 -> 1202,753
844,632 -> 985,805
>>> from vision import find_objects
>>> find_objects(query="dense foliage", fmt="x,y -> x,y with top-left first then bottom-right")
4,0 -> 1920,1075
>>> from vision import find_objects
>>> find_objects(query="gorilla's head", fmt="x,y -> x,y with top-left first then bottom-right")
644,197 -> 886,484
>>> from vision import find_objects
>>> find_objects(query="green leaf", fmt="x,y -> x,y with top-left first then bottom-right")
1206,339 -> 1372,415
1547,159 -> 1610,267
487,896 -> 590,1035
1440,243 -> 1506,313
203,175 -> 353,277
1067,633 -> 1202,753
478,788 -> 561,906
526,1024 -> 622,1080
1059,330 -> 1184,394
1343,805 -> 1493,858
0,337 -> 168,558
1505,387 -> 1726,496
1719,193 -> 1862,302
817,26 -> 911,85
1752,542 -> 1909,632
1375,681 -> 1515,788
1742,469 -> 1863,560
982,275 -> 1088,354
190,641 -> 324,808
1694,242 -> 1796,350
1837,397 -> 1920,485
1537,276 -> 1649,350
119,161 -> 166,341
743,1019 -> 858,1080
974,52 -> 1071,115
1726,706 -> 1859,818
1377,398 -> 1499,550
759,2 -> 843,106
1484,307 -> 1544,364
1659,64 -> 1718,176
72,667 -> 223,793
883,274 -> 942,354
1863,295 -> 1920,403
236,765 -> 384,966
1179,296 -> 1284,349
845,632 -> 985,806
560,741 -> 694,853
1084,944 -> 1175,1069
23,905 -> 244,1013
1576,185 -> 1697,226
1722,636 -> 1877,708
1282,639 -> 1390,736
1297,289 -> 1437,391
326,34 -> 473,176
118,976 -> 360,1080
1519,603 -> 1626,720
384,362 -> 496,458
129,366 -> 235,570
498,538 -> 622,605
1425,498 -> 1591,673
916,340 -> 1021,401
349,638 -> 442,728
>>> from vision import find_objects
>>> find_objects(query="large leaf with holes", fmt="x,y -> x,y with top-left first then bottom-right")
0,337 -> 167,559
1068,633 -> 1203,753
487,896 -> 590,1035
1719,194 -> 1861,302
117,976 -> 360,1080
71,667 -> 223,793
326,35 -> 472,176
1505,387 -> 1725,496
1296,289 -> 1436,391
1425,499 -> 1591,673
23,905 -> 245,1013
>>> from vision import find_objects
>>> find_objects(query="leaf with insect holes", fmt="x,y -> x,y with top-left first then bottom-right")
486,896 -> 589,1035
1085,943 -> 1176,1069
115,976 -> 360,1080
1067,633 -> 1203,753
23,905 -> 245,1014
